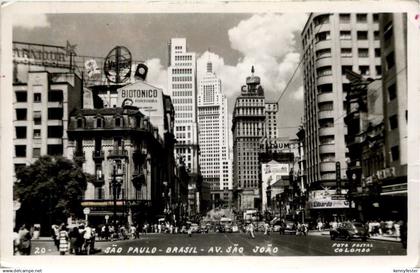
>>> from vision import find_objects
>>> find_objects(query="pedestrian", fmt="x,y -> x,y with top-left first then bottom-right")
58,225 -> 69,255
264,221 -> 270,236
13,227 -> 20,255
187,225 -> 192,237
83,224 -> 93,254
248,222 -> 255,239
18,224 -> 32,255
317,220 -> 323,231
51,224 -> 60,251
69,226 -> 82,255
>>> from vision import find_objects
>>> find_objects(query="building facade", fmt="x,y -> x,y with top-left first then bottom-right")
265,102 -> 279,140
66,94 -> 180,225
376,13 -> 407,220
13,67 -> 83,173
232,67 -> 266,210
301,13 -> 382,221
167,38 -> 199,173
198,60 -> 232,208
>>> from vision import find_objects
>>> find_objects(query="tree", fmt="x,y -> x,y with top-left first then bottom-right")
14,156 -> 92,231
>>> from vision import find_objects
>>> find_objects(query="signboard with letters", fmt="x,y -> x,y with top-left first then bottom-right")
117,81 -> 165,138
261,161 -> 290,209
13,42 -> 71,68
308,189 -> 349,209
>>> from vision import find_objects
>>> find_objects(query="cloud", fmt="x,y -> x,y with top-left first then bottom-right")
145,58 -> 168,91
197,13 -> 307,108
13,14 -> 51,29
291,85 -> 304,101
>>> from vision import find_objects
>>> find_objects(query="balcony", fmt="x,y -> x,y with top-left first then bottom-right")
318,110 -> 334,119
317,75 -> 333,85
316,57 -> 332,68
92,173 -> 105,186
320,162 -> 335,172
73,150 -> 85,163
92,150 -> 105,160
108,149 -> 128,159
317,92 -> 333,103
315,40 -> 332,51
319,144 -> 335,154
319,127 -> 335,136
132,170 -> 146,189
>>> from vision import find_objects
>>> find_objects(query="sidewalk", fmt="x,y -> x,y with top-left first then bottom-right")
308,230 -> 401,242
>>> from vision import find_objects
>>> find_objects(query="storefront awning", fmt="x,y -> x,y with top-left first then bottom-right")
380,190 -> 407,196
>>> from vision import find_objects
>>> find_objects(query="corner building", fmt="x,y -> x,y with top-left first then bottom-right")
232,68 -> 266,210
302,13 -> 381,221
302,13 -> 381,188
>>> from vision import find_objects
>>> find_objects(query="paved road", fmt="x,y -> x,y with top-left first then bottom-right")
30,232 -> 405,256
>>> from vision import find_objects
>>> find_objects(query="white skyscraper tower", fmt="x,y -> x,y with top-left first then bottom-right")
198,59 -> 232,206
168,38 -> 199,173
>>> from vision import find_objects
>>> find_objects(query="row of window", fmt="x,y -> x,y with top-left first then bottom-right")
15,126 -> 63,139
316,47 -> 381,59
316,30 -> 378,43
15,144 -> 63,157
172,90 -> 193,97
172,83 -> 193,89
15,108 -> 64,121
172,68 -> 192,75
174,55 -> 192,61
15,90 -> 64,103
316,65 -> 382,78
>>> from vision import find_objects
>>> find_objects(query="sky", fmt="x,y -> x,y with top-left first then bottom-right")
13,13 -> 308,139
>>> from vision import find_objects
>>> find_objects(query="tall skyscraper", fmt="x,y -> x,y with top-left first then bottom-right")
265,102 -> 279,140
168,38 -> 199,173
198,60 -> 232,206
232,67 -> 266,210
302,13 -> 381,191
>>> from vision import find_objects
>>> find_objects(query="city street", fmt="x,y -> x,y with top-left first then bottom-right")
30,232 -> 405,256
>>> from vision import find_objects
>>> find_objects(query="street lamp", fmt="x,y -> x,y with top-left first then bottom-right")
111,161 -> 123,229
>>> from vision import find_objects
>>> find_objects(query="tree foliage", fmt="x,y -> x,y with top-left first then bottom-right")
15,156 -> 91,226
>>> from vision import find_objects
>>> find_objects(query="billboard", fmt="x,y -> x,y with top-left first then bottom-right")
261,161 -> 290,210
117,81 -> 165,138
307,189 -> 349,209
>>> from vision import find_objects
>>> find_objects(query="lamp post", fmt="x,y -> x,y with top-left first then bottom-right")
111,161 -> 123,229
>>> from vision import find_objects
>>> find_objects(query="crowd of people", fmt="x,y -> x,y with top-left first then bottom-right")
313,219 -> 406,238
51,223 -> 98,255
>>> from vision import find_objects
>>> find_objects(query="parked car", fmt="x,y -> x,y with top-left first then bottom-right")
224,223 -> 233,233
279,220 -> 297,235
330,222 -> 369,241
271,220 -> 282,232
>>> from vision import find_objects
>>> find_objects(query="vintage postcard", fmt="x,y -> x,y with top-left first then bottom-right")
1,1 -> 419,272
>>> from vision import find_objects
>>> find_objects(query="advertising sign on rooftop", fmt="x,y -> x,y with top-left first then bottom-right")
117,81 -> 165,138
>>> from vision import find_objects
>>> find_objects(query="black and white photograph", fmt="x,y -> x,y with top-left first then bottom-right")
1,1 -> 419,272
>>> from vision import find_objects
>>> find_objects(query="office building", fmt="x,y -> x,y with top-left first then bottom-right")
167,38 -> 199,173
302,13 -> 382,221
13,42 -> 83,173
232,67 -> 266,210
265,102 -> 279,140
198,60 -> 232,207
301,13 -> 381,191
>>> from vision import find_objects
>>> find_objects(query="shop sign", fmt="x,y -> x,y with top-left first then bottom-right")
13,42 -> 70,68
308,189 -> 349,209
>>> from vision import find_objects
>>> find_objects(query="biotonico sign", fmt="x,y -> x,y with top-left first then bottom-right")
117,81 -> 164,118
